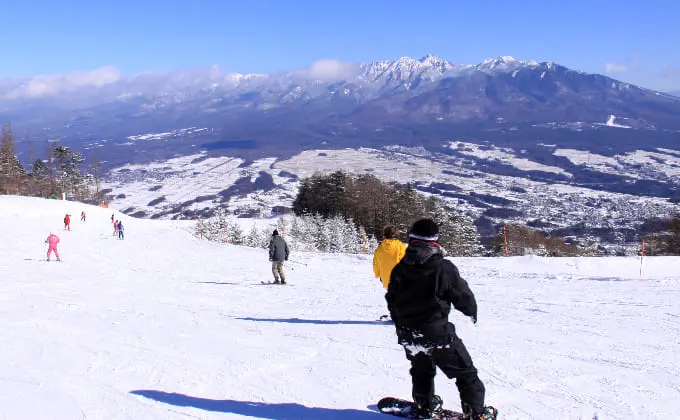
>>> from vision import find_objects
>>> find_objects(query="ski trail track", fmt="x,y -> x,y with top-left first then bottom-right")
0,197 -> 679,419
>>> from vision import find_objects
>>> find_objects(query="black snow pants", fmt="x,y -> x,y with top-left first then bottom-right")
404,334 -> 485,415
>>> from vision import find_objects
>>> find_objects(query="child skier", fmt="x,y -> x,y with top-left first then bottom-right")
385,218 -> 497,420
113,220 -> 119,236
45,232 -> 61,262
117,221 -> 124,239
63,214 -> 71,231
81,211 -> 86,221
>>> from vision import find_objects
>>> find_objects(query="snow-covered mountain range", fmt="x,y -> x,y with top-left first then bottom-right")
4,55 -> 680,249
3,54 -> 680,146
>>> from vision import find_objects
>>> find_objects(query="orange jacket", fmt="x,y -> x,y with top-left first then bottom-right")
373,239 -> 407,289
64,215 -> 70,224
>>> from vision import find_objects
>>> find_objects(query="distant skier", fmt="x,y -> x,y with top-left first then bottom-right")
373,225 -> 407,289
117,221 -> 124,240
268,229 -> 289,284
63,214 -> 71,231
45,232 -> 61,262
81,211 -> 86,222
111,213 -> 115,224
113,220 -> 119,236
385,218 -> 497,420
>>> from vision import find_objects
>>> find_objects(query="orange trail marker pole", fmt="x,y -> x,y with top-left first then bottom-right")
503,225 -> 509,257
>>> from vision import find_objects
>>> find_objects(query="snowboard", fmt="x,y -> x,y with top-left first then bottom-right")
260,281 -> 290,285
377,397 -> 465,419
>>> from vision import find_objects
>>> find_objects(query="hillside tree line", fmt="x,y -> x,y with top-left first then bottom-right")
198,211 -> 380,254
0,125 -> 103,202
291,171 -> 484,256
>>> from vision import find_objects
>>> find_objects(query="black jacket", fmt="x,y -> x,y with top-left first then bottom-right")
386,240 -> 477,345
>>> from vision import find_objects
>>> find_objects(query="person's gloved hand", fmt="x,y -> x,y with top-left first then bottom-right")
469,315 -> 477,325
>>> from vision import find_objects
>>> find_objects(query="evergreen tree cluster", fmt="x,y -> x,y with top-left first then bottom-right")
292,171 -> 483,256
0,125 -> 102,201
197,213 -> 379,254
643,215 -> 680,256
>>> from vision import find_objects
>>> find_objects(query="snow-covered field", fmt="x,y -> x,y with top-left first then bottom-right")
1,196 -> 679,419
101,146 -> 679,230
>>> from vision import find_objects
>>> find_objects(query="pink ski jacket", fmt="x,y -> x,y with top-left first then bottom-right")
46,234 -> 60,247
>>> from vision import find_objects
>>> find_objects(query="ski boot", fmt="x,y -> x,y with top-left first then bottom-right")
414,395 -> 443,419
462,403 -> 498,420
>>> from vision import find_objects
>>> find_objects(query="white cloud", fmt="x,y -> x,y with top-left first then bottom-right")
297,59 -> 360,81
2,66 -> 121,99
605,62 -> 629,73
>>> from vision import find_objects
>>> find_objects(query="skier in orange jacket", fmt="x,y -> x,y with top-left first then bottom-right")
373,226 -> 407,289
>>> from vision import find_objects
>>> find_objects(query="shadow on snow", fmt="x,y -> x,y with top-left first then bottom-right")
130,390 -> 380,419
236,316 -> 389,325
194,281 -> 243,285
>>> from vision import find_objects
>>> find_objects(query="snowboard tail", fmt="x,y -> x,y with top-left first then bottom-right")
377,397 -> 464,419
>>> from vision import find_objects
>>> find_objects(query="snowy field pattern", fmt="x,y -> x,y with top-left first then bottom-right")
1,196 -> 679,419
101,146 -> 680,229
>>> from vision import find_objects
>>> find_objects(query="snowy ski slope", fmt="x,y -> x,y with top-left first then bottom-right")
1,196 -> 679,419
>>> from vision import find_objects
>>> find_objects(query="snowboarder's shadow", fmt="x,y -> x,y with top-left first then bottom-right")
130,390 -> 379,419
237,317 -> 388,325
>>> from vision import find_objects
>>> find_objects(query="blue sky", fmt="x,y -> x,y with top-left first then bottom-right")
1,0 -> 679,91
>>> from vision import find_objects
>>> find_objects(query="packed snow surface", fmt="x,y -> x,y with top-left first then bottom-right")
1,196 -> 679,419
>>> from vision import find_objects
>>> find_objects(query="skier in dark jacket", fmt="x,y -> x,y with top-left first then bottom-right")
268,230 -> 290,284
386,218 -> 497,420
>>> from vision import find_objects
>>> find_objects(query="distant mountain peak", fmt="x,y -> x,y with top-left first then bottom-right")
477,56 -> 540,71
359,55 -> 455,84
482,55 -> 517,64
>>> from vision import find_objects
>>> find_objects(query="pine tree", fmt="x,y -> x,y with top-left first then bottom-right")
428,200 -> 483,256
228,220 -> 244,245
53,145 -> 84,196
30,159 -> 51,196
0,125 -> 26,194
245,224 -> 268,248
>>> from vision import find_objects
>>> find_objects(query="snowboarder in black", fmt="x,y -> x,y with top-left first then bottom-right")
386,218 -> 497,420
268,229 -> 289,284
